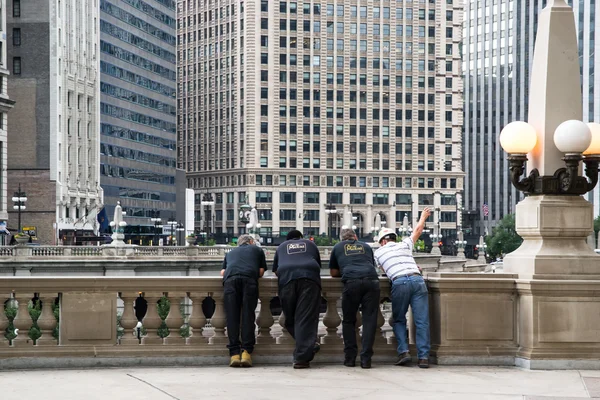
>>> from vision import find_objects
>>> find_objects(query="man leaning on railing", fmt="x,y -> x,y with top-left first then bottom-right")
220,234 -> 267,368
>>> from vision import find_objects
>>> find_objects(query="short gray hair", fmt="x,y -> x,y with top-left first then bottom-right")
340,228 -> 357,241
237,235 -> 255,246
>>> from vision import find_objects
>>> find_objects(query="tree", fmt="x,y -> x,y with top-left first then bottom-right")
485,214 -> 523,260
594,215 -> 600,243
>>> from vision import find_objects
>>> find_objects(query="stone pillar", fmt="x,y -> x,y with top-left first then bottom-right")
12,293 -> 33,346
141,292 -> 164,345
256,295 -> 275,344
374,300 -> 387,346
164,292 -> 186,345
296,200 -> 304,234
321,292 -> 342,344
208,292 -> 228,345
119,292 -> 140,346
276,312 -> 293,344
36,294 -> 58,346
188,292 -> 207,345
0,293 -> 10,346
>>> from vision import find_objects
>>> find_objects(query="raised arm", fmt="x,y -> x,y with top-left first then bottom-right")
410,207 -> 432,245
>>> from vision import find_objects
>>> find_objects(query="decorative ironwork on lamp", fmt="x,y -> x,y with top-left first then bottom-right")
500,120 -> 600,195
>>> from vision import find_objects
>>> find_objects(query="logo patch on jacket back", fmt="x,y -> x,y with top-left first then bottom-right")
344,244 -> 365,256
287,242 -> 307,254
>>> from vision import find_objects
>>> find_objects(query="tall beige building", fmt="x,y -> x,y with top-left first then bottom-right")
177,0 -> 464,242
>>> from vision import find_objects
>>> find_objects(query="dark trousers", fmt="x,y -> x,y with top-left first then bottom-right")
279,278 -> 321,363
342,278 -> 381,362
223,276 -> 259,356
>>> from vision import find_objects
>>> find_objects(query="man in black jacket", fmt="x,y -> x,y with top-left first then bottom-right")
272,230 -> 322,369
221,234 -> 267,367
330,228 -> 380,369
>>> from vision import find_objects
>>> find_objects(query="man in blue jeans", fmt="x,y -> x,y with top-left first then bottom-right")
374,207 -> 432,368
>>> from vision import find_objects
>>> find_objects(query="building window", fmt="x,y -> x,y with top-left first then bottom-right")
303,192 -> 320,203
12,57 -> 21,75
12,28 -> 21,46
13,0 -> 20,17
373,193 -> 389,205
256,191 -> 272,203
280,192 -> 296,203
350,193 -> 366,204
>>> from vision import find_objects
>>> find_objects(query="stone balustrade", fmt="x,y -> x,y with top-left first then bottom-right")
0,273 -> 599,370
0,276 -> 402,368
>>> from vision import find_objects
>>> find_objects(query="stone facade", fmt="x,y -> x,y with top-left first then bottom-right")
177,0 -> 465,240
6,0 -> 103,244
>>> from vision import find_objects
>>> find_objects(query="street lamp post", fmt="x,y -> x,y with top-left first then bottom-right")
324,203 -> 337,244
167,218 -> 183,246
430,207 -> 442,255
200,193 -> 215,238
150,214 -> 162,246
11,184 -> 27,233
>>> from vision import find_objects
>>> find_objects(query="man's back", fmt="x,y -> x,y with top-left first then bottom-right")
222,244 -> 267,282
374,238 -> 420,280
330,240 -> 378,282
273,239 -> 322,287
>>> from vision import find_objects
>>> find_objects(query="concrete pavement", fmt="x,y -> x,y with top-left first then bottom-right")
0,365 -> 599,400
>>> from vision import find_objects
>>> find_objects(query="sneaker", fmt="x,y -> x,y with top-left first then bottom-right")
361,359 -> 372,369
293,362 -> 310,369
344,358 -> 356,367
240,350 -> 253,368
418,358 -> 429,369
229,354 -> 242,368
395,352 -> 412,366
313,342 -> 321,354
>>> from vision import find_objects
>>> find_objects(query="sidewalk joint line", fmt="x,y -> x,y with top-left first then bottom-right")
127,373 -> 181,400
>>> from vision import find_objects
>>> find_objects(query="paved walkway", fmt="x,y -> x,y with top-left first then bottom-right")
0,365 -> 598,400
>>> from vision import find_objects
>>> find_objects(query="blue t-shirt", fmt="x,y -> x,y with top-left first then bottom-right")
272,239 -> 322,287
330,240 -> 378,282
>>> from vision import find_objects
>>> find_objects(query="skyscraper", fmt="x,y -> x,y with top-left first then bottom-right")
7,0 -> 102,244
463,0 -> 599,237
0,0 -> 15,244
178,0 -> 464,242
99,0 -> 178,242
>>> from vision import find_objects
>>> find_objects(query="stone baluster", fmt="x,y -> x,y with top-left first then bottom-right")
407,306 -> 416,345
276,312 -> 294,344
374,299 -> 388,346
208,292 -> 228,345
164,292 -> 186,345
36,294 -> 58,346
12,293 -> 33,346
256,294 -> 275,344
387,313 -> 397,345
321,292 -> 342,344
141,292 -> 164,345
188,292 -> 207,345
355,310 -> 363,346
119,292 -> 141,345
0,293 -> 10,346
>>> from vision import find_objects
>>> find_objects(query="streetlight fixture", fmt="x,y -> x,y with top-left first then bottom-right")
150,213 -> 162,246
200,193 -> 215,236
324,203 -> 337,243
167,218 -> 183,246
11,184 -> 27,233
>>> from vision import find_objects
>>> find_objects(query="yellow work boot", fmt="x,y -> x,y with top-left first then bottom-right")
229,354 -> 242,368
240,350 -> 253,367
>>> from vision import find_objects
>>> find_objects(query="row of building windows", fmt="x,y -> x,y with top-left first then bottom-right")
100,103 -> 176,133
101,123 -> 176,150
100,61 -> 176,98
100,163 -> 175,185
102,184 -> 176,202
256,191 -> 458,206
274,2 -> 440,20
270,140 -> 448,155
100,143 -> 176,168
274,89 -> 446,105
100,41 -> 176,81
251,175 -> 458,189
101,0 -> 176,46
100,20 -> 176,63
121,0 -> 176,28
100,82 -> 176,116
258,108 -> 453,123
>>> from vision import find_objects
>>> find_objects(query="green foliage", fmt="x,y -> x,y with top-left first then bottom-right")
28,299 -> 42,343
179,324 -> 190,338
485,214 -> 523,260
52,301 -> 59,340
594,215 -> 600,241
4,301 -> 17,341
156,296 -> 170,338
313,235 -> 339,246
116,314 -> 125,338
414,239 -> 426,252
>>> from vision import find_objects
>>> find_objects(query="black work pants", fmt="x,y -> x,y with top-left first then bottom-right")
223,276 -> 259,356
342,278 -> 381,362
279,278 -> 321,363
